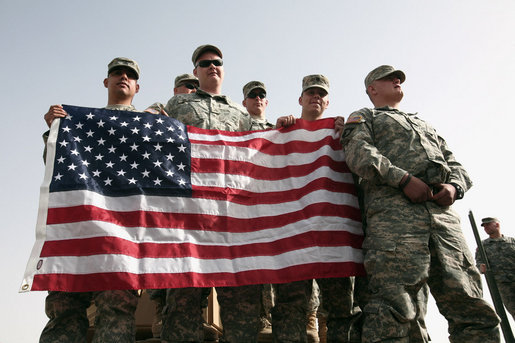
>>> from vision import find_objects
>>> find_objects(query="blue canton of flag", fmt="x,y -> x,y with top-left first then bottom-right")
51,105 -> 192,197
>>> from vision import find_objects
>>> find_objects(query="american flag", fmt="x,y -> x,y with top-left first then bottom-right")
21,105 -> 364,292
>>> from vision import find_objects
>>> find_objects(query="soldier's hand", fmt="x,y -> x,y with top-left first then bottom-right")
44,104 -> 67,127
334,116 -> 345,136
432,183 -> 457,207
479,264 -> 486,273
276,115 -> 296,128
401,175 -> 433,203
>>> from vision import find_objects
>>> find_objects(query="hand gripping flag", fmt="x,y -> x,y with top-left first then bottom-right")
21,105 -> 364,292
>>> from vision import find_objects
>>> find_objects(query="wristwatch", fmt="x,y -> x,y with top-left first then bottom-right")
449,183 -> 464,200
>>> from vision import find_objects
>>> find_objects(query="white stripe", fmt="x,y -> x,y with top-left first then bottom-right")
47,188 -> 359,218
36,245 -> 363,275
45,215 -> 363,244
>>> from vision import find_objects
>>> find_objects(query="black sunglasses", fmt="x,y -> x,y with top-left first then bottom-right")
247,91 -> 266,99
182,83 -> 197,90
196,59 -> 223,68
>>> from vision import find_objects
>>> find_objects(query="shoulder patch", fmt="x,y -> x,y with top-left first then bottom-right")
346,113 -> 366,124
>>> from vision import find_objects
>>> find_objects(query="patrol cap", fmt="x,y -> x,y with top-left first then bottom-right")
365,65 -> 405,88
108,57 -> 140,80
174,73 -> 199,88
192,44 -> 223,65
302,74 -> 330,94
481,217 -> 500,226
243,81 -> 266,98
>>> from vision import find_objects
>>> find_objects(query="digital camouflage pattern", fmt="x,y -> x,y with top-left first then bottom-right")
341,107 -> 500,343
364,65 -> 405,88
107,57 -> 140,79
163,89 -> 254,131
40,290 -> 139,343
317,277 -> 362,342
302,74 -> 330,93
242,80 -> 266,98
272,280 -> 312,342
476,235 -> 515,319
174,73 -> 198,88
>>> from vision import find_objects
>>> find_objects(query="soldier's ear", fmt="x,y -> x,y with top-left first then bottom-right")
103,78 -> 108,89
135,84 -> 140,94
193,68 -> 198,77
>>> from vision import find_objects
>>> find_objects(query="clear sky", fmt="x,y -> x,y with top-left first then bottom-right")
1,1 -> 514,341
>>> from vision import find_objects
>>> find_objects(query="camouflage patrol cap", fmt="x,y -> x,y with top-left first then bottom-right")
481,217 -> 500,226
302,74 -> 330,94
108,57 -> 140,80
174,73 -> 199,88
365,65 -> 405,88
243,81 -> 266,98
192,44 -> 223,65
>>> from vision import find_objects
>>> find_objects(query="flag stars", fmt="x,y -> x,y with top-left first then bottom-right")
62,126 -> 71,133
117,169 -> 126,177
97,138 -> 106,145
166,153 -> 174,161
177,162 -> 186,171
155,129 -> 163,136
178,178 -> 186,186
142,152 -> 151,159
84,146 -> 93,153
119,154 -> 128,162
166,170 -> 175,177
95,154 -> 104,161
104,177 -> 113,186
156,118 -> 164,124
79,173 -> 88,180
54,173 -> 63,181
86,130 -> 94,137
108,146 -> 117,154
153,178 -> 162,185
109,116 -> 118,121
167,126 -> 175,132
73,136 -> 82,143
108,128 -> 116,135
75,122 -> 84,129
153,160 -> 163,168
119,136 -> 128,143
92,170 -> 101,177
133,116 -> 141,122
68,163 -> 77,171
97,120 -> 105,127
59,140 -> 69,147
166,137 -> 175,143
57,156 -> 66,164
178,145 -> 187,153
154,143 -> 163,151
106,161 -> 115,168
141,169 -> 150,178
129,143 -> 139,151
70,149 -> 80,156
86,113 -> 94,120
142,135 -> 151,142
128,178 -> 137,184
130,162 -> 139,169
120,121 -> 129,127
144,123 -> 152,129
131,127 -> 140,135
81,160 -> 90,167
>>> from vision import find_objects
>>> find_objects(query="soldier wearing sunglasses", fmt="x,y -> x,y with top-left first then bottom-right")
156,44 -> 262,343
174,73 -> 198,95
242,81 -> 274,130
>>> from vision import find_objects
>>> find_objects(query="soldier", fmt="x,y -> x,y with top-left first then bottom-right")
40,57 -> 143,343
476,217 -> 515,319
155,44 -> 262,343
274,75 -> 361,343
242,81 -> 274,129
341,65 -> 500,342
173,73 -> 199,95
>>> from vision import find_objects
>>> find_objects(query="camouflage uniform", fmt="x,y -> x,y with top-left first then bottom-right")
475,235 -> 515,319
40,104 -> 140,343
158,89 -> 262,343
341,106 -> 500,342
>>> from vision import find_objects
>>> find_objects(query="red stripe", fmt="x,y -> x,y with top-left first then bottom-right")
40,230 -> 363,258
192,155 -> 351,179
31,261 -> 365,291
192,178 -> 357,203
47,202 -> 361,231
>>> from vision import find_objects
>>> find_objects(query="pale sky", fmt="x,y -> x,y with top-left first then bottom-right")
1,1 -> 514,341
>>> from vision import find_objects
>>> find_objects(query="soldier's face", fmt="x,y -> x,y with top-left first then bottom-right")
193,51 -> 224,86
174,83 -> 197,95
370,75 -> 403,101
243,89 -> 268,116
103,67 -> 139,97
299,87 -> 329,115
483,222 -> 500,236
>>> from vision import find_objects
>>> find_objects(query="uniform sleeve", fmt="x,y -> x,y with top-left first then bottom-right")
341,109 -> 407,188
475,246 -> 484,269
438,135 -> 473,192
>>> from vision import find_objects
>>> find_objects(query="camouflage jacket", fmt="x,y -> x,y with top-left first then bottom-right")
475,235 -> 515,282
341,107 -> 472,197
162,89 -> 254,131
